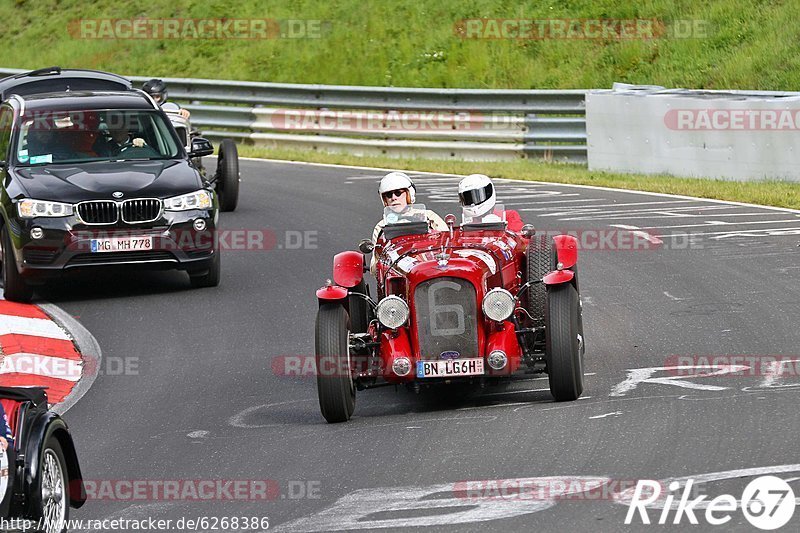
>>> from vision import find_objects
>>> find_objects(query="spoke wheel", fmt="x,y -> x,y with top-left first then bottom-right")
40,440 -> 68,533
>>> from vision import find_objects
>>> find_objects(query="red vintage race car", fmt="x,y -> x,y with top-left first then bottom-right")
314,204 -> 584,423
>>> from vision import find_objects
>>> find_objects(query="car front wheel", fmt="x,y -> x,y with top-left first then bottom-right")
545,283 -> 584,401
315,303 -> 355,423
0,225 -> 34,303
38,437 -> 69,533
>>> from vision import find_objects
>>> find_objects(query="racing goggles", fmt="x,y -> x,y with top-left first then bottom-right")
382,188 -> 409,200
459,183 -> 494,206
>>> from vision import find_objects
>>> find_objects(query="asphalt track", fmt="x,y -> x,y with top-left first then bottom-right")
40,159 -> 800,532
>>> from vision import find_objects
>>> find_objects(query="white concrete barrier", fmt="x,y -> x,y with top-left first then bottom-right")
587,83 -> 800,181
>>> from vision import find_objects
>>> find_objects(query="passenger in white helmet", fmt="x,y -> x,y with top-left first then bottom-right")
370,172 -> 447,274
457,174 -> 523,232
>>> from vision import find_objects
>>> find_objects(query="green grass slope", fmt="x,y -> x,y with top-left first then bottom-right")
2,0 -> 799,89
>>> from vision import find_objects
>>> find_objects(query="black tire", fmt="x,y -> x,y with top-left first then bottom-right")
348,280 -> 373,334
189,249 -> 221,288
37,437 -> 69,533
525,234 -> 554,326
0,225 -> 33,303
316,304 -> 355,423
545,283 -> 584,401
216,139 -> 240,212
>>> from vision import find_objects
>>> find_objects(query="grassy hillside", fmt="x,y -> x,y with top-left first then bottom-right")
1,0 -> 799,89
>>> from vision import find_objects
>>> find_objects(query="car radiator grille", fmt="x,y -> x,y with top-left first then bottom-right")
77,201 -> 117,224
77,199 -> 162,224
413,277 -> 479,361
122,199 -> 161,223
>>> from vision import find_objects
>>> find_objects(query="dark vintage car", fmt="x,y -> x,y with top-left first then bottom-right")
313,204 -> 585,423
0,67 -> 222,302
0,386 -> 85,533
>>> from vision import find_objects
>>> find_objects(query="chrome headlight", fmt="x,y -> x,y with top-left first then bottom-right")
376,295 -> 409,329
164,190 -> 213,211
482,288 -> 515,322
17,199 -> 74,218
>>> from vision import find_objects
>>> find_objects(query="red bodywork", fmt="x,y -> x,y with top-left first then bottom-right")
319,222 -> 578,385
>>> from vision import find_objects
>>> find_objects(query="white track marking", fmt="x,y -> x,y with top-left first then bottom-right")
520,200 -> 697,212
663,292 -> 687,301
0,314 -> 70,339
609,366 -> 750,397
228,399 -> 314,428
637,218 -> 800,230
657,226 -> 800,239
588,411 -> 623,419
245,156 -> 800,215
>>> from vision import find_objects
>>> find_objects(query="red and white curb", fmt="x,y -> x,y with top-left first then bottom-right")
0,300 -> 101,414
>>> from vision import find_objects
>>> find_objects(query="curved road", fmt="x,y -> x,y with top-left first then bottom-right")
45,159 -> 800,531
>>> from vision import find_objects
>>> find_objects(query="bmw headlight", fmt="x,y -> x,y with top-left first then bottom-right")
376,296 -> 409,329
17,199 -> 74,218
482,288 -> 515,322
164,190 -> 213,211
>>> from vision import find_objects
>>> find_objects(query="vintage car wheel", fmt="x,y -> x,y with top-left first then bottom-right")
545,283 -> 584,401
315,304 -> 355,423
38,438 -> 69,533
525,234 -> 554,326
348,280 -> 373,334
0,225 -> 34,303
216,139 -> 240,212
189,250 -> 221,288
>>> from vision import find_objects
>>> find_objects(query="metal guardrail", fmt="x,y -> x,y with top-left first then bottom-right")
0,67 -> 588,162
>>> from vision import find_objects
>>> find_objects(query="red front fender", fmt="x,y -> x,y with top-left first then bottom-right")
553,234 -> 578,270
316,285 -> 348,301
543,270 -> 575,285
333,251 -> 364,288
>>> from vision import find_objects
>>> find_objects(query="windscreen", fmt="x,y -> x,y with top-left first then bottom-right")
14,109 -> 181,165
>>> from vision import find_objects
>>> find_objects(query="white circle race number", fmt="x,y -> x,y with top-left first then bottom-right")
741,475 -> 795,530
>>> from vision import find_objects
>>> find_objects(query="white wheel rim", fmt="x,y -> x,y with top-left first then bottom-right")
41,449 -> 66,533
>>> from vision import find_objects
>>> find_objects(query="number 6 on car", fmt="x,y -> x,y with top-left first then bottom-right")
313,203 -> 585,423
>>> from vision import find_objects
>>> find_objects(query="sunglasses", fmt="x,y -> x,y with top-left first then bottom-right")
382,188 -> 408,200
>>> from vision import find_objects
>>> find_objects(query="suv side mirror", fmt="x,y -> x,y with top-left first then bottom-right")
358,239 -> 374,254
189,137 -> 214,158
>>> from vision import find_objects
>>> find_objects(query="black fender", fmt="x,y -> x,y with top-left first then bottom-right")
22,411 -> 86,513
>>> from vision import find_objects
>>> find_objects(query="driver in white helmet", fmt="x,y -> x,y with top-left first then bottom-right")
458,174 -> 523,232
371,172 -> 447,274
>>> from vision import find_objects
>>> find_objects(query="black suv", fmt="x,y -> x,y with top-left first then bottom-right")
0,68 -> 220,302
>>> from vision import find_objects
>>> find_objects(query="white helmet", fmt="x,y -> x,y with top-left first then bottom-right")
458,174 -> 496,218
379,172 -> 416,204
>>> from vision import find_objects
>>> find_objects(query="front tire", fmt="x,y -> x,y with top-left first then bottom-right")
525,234 -> 554,326
315,304 -> 355,423
0,225 -> 34,303
37,437 -> 69,533
216,139 -> 240,212
545,283 -> 584,401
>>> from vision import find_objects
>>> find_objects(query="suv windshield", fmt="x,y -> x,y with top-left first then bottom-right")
14,109 -> 181,165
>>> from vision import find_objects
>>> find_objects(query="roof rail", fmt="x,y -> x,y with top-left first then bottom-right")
26,66 -> 62,77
